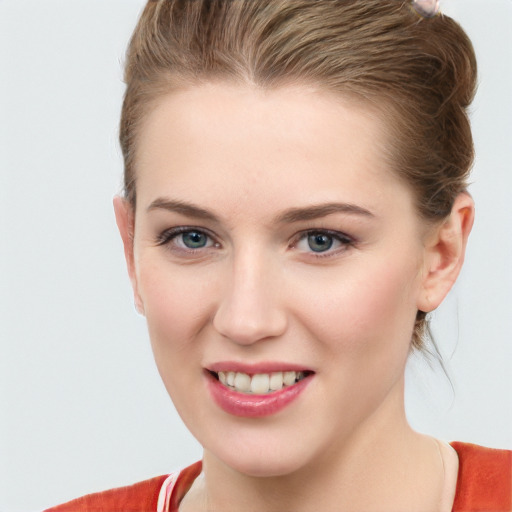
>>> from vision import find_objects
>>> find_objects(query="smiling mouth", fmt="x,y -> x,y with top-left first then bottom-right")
209,370 -> 313,395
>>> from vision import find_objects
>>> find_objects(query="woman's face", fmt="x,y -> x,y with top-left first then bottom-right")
120,83 -> 432,477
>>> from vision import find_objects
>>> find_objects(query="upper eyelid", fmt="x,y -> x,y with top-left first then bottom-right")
290,230 -> 356,258
155,226 -> 355,249
156,226 -> 219,246
293,229 -> 354,244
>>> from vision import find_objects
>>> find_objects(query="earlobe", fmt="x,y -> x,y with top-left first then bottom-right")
113,196 -> 145,315
417,193 -> 475,312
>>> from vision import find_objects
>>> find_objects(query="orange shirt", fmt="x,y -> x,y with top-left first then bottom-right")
45,442 -> 512,512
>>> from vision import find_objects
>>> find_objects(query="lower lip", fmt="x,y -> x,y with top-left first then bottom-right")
205,372 -> 313,418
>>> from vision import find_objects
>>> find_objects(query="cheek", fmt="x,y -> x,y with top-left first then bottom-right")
135,258 -> 222,418
296,255 -> 422,421
136,257 -> 216,361
293,254 -> 421,357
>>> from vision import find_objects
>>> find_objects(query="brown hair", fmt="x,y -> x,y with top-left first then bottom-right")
120,0 -> 477,351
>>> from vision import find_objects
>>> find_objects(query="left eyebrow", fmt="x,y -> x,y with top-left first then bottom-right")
146,198 -> 221,223
275,203 -> 375,224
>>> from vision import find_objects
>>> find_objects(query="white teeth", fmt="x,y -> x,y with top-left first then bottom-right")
269,372 -> 284,391
250,373 -> 270,394
234,372 -> 251,392
215,370 -> 307,394
283,371 -> 296,386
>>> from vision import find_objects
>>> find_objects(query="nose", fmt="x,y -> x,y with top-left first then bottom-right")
212,248 -> 288,346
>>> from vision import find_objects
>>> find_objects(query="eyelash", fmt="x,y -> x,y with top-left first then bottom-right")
155,226 -> 219,253
291,229 -> 355,259
155,227 -> 355,259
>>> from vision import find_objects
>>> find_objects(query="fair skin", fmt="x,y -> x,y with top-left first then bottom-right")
114,83 -> 473,511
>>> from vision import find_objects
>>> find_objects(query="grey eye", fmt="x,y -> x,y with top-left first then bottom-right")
307,233 -> 334,252
181,231 -> 209,249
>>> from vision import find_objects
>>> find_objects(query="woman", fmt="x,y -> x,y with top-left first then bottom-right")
45,0 -> 511,511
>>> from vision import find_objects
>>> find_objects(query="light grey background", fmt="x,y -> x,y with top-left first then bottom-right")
0,1 -> 510,511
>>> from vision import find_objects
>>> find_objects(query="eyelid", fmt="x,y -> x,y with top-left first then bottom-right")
155,226 -> 219,249
155,226 -> 355,259
291,229 -> 356,257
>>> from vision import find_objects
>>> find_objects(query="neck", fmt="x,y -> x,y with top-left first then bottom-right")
181,379 -> 447,512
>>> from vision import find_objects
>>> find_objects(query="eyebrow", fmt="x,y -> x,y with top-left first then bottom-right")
275,203 -> 374,223
147,198 -> 221,222
147,197 -> 374,224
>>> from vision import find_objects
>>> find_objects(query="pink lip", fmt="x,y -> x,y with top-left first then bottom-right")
205,370 -> 313,418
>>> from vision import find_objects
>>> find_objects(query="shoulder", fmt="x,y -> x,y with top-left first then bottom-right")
450,441 -> 512,512
43,474 -> 170,512
43,461 -> 202,512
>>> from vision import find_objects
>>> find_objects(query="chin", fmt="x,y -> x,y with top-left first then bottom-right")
207,436 -> 316,478
224,456 -> 306,478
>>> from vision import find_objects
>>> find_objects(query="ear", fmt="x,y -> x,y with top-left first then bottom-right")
113,196 -> 145,315
417,193 -> 475,312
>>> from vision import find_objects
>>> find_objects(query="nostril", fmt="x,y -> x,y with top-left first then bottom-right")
212,302 -> 288,346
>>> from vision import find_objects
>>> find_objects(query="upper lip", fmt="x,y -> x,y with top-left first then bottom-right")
206,361 -> 315,375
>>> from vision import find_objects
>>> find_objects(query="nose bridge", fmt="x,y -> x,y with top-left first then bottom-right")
213,243 -> 287,345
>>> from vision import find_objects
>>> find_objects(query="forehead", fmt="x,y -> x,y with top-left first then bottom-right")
134,82 -> 413,221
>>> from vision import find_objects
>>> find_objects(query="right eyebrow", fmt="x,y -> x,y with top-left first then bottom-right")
146,198 -> 221,223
